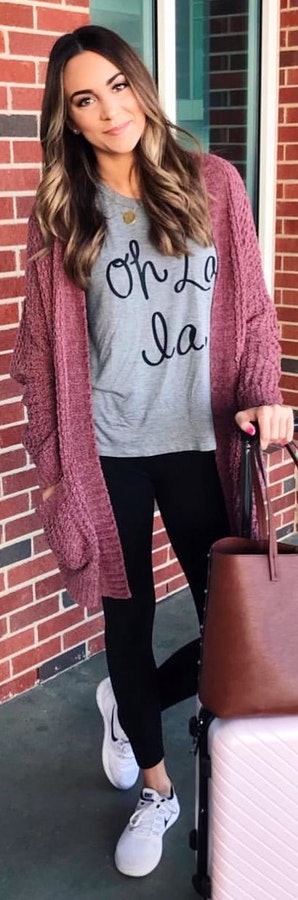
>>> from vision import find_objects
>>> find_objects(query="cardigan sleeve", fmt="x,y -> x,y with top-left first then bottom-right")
225,161 -> 282,410
10,216 -> 62,489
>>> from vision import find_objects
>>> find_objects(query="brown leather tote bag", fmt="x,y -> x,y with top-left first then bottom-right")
199,440 -> 298,718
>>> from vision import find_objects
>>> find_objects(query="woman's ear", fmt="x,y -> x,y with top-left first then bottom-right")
66,120 -> 80,135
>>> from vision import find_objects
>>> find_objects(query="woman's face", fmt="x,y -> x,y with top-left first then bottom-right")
63,50 -> 146,164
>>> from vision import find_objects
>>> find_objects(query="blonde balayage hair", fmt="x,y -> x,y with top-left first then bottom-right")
35,25 -> 212,289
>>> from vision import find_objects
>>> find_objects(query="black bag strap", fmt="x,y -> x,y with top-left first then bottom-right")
240,430 -> 298,581
286,440 -> 298,468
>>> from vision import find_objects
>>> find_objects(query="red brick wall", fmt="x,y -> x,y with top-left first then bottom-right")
273,0 -> 298,539
0,1 -> 99,703
0,2 -> 297,702
276,0 -> 298,417
209,0 -> 248,180
0,1 -> 186,702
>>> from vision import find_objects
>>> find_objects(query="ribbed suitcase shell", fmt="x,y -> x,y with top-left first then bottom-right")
205,715 -> 298,899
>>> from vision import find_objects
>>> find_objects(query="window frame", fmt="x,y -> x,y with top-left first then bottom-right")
157,0 -> 280,294
257,0 -> 280,293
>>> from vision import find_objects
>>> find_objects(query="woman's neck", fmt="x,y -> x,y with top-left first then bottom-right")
96,152 -> 141,198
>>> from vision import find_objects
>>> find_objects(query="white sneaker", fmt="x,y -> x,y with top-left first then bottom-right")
96,677 -> 139,790
115,786 -> 180,877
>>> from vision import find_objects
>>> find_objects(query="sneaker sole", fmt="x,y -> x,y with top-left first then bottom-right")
96,680 -> 139,791
114,804 -> 180,877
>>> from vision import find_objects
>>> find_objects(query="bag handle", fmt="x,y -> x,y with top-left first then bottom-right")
250,439 -> 298,581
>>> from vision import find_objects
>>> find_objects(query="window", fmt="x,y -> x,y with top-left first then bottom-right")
176,0 -> 209,147
91,0 -> 156,73
90,0 -> 262,207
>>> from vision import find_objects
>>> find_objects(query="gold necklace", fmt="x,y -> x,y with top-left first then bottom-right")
100,183 -> 139,224
122,209 -> 137,225
113,194 -> 138,225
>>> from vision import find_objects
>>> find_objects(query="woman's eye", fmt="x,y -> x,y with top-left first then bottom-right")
113,81 -> 128,92
77,96 -> 94,107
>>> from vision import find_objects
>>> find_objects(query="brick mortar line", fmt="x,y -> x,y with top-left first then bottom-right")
152,547 -> 171,560
33,585 -> 63,603
0,564 -> 59,595
1,163 -> 41,168
0,85 -> 44,89
155,577 -> 187,592
1,472 -> 35,486
153,559 -> 182,574
0,536 -> 45,560
0,255 -> 27,262
0,300 -> 19,308
2,527 -> 42,544
152,542 -> 171,552
0,488 -> 38,502
279,328 -> 298,336
0,397 -> 27,409
8,608 -> 89,634
0,637 -> 62,667
0,54 -> 54,62
1,510 -> 38,526
0,444 -> 23,452
0,270 -> 26,278
3,2 -> 88,9
2,26 -> 82,35
37,614 -> 102,637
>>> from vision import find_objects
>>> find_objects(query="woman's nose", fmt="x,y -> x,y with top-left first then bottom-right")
100,94 -> 118,120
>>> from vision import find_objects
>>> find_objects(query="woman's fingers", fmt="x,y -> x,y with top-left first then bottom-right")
235,405 -> 294,450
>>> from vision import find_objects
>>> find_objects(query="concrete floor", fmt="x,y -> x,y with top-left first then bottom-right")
0,589 -> 199,900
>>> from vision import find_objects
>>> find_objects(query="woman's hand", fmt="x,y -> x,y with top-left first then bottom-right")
42,484 -> 58,502
235,404 -> 294,450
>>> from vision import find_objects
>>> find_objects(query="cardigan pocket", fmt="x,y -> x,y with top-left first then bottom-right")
38,476 -> 92,573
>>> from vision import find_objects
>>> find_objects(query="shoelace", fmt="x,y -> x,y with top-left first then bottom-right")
130,797 -> 169,837
116,738 -> 135,758
111,707 -> 135,758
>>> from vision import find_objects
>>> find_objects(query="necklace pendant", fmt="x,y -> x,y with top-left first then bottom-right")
123,210 -> 136,225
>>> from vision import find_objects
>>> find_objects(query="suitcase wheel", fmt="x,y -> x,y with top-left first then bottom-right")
189,828 -> 197,851
192,873 -> 211,898
189,715 -> 198,738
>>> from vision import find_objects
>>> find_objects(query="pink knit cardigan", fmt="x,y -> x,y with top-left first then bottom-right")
11,154 -> 282,611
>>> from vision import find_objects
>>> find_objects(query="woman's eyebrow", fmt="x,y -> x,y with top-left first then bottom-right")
69,71 -> 124,102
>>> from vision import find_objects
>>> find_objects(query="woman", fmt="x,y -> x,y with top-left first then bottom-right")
11,25 -> 294,879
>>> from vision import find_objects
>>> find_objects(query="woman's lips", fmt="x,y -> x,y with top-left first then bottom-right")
104,121 -> 131,136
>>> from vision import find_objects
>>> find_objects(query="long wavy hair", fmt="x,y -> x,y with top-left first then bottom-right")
35,25 -> 212,289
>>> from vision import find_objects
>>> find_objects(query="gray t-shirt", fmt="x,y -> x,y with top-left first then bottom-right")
86,184 -> 217,457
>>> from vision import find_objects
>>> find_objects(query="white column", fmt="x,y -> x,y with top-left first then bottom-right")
258,0 -> 280,294
156,0 -> 176,122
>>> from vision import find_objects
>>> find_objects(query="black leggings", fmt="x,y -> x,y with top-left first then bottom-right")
101,451 -> 230,770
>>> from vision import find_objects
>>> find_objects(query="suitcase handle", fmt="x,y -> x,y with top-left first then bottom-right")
191,707 -> 214,898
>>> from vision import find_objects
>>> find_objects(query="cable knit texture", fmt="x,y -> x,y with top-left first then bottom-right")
10,154 -> 282,611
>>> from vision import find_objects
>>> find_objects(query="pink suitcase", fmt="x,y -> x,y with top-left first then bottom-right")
189,427 -> 298,897
190,711 -> 298,899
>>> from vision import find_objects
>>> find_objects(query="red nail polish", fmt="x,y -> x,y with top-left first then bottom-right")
246,425 -> 255,435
